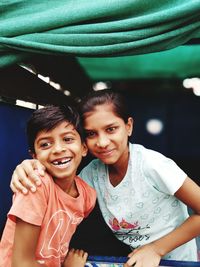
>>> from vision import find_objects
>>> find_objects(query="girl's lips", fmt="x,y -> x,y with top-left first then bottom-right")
97,149 -> 115,157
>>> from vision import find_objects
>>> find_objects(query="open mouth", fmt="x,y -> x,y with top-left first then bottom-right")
52,158 -> 71,166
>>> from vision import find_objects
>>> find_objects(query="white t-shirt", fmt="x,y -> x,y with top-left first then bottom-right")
79,143 -> 197,261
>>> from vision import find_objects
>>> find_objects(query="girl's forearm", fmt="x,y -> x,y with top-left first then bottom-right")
152,214 -> 200,257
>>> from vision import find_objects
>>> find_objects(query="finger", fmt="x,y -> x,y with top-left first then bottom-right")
75,249 -> 88,260
14,166 -> 37,192
10,173 -> 29,194
124,263 -> 137,267
68,248 -> 75,254
77,249 -> 85,256
32,160 -> 46,178
10,180 -> 18,194
25,171 -> 42,189
82,251 -> 88,261
126,257 -> 137,267
20,160 -> 42,186
128,251 -> 135,257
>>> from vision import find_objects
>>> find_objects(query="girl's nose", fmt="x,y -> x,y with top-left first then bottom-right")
96,135 -> 110,148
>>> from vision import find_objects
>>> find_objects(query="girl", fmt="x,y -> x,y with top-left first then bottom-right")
10,90 -> 200,267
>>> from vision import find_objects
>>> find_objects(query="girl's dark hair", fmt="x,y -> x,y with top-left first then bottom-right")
27,105 -> 83,153
79,89 -> 130,123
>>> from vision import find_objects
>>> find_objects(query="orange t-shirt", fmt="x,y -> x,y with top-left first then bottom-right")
0,174 -> 96,267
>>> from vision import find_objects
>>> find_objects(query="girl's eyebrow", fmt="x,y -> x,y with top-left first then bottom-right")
84,123 -> 118,131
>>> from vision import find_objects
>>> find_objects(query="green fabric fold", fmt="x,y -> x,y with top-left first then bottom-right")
77,45 -> 200,80
0,0 -> 200,68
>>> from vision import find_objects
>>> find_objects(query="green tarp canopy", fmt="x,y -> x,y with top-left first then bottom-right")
77,45 -> 200,80
0,0 -> 200,80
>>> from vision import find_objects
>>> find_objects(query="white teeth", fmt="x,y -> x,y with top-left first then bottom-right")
52,158 -> 71,165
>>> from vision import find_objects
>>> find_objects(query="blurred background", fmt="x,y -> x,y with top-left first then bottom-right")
1,43 -> 200,255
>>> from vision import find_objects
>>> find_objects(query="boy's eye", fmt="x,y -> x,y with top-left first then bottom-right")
63,137 -> 74,143
40,142 -> 51,148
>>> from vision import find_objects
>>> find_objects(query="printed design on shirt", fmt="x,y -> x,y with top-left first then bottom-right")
171,199 -> 179,207
40,209 -> 82,259
109,217 -> 150,244
109,217 -> 138,231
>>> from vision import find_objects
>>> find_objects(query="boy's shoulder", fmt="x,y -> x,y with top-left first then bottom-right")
33,171 -> 54,197
76,175 -> 94,188
75,176 -> 96,194
75,176 -> 96,212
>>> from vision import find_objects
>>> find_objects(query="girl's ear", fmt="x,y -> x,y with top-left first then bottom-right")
127,117 -> 134,136
82,142 -> 88,157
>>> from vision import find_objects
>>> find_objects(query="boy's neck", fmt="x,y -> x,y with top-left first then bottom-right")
54,177 -> 79,198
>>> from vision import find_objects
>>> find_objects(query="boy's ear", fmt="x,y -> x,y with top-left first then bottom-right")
82,142 -> 88,157
29,149 -> 36,159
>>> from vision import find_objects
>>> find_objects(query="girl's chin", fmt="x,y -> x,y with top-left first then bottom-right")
99,157 -> 117,165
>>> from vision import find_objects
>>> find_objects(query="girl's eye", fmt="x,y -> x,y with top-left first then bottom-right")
107,127 -> 117,133
85,131 -> 96,138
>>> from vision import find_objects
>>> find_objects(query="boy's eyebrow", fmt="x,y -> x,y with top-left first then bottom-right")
36,127 -> 78,141
62,126 -> 78,135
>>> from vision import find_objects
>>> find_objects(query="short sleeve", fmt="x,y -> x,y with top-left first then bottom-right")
8,176 -> 49,226
79,160 -> 98,188
142,149 -> 187,195
76,177 -> 96,218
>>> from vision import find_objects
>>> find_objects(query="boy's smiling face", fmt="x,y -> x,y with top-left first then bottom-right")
32,121 -> 87,184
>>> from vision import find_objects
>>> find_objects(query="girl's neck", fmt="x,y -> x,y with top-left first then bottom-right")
108,150 -> 129,187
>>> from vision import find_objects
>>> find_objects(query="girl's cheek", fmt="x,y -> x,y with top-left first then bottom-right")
86,141 -> 94,150
86,141 -> 91,147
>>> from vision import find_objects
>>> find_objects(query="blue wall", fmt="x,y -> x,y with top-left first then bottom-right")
0,102 -> 33,232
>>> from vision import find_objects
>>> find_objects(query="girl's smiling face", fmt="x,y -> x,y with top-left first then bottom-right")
83,104 -> 133,167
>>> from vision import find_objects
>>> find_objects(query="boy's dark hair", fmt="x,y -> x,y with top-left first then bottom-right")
27,105 -> 83,153
79,89 -> 130,123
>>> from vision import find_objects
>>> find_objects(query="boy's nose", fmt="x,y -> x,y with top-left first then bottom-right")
53,142 -> 66,153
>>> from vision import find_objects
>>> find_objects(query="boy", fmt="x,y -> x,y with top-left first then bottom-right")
0,105 -> 96,267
